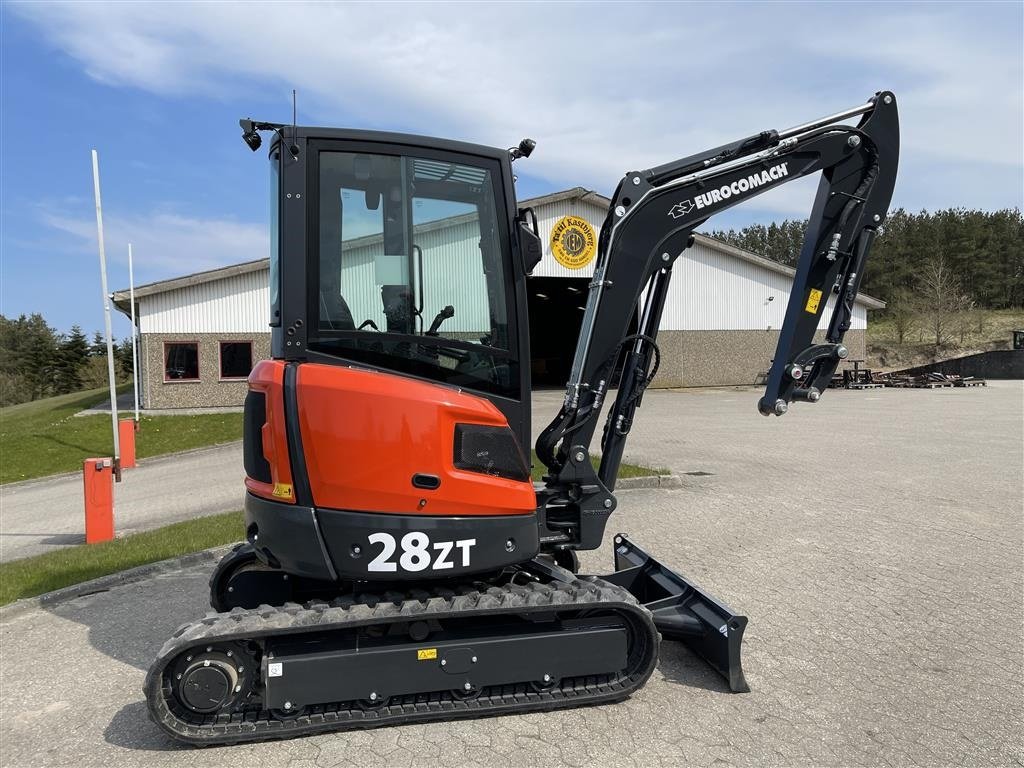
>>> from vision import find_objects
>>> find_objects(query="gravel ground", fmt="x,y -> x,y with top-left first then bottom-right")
1,382 -> 1020,767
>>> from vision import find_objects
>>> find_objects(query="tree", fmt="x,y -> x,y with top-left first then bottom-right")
89,331 -> 106,357
887,289 -> 916,345
0,314 -> 59,401
710,219 -> 809,267
915,255 -> 971,353
114,337 -> 135,380
710,208 -> 1024,311
53,325 -> 90,394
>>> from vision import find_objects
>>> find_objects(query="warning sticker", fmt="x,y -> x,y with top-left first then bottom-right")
272,483 -> 293,500
550,215 -> 597,270
805,288 -> 823,314
417,648 -> 438,661
268,662 -> 283,678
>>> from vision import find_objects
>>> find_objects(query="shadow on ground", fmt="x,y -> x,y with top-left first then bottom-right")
656,641 -> 736,694
104,701 -> 182,752
0,533 -> 85,545
50,567 -> 211,672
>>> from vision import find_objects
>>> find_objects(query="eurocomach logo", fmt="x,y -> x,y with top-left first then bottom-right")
668,162 -> 790,219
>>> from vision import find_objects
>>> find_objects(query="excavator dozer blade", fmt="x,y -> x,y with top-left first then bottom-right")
601,533 -> 749,693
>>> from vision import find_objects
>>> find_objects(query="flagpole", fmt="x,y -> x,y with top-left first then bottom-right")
128,242 -> 140,423
91,149 -> 121,481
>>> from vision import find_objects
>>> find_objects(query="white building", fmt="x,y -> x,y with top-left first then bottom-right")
113,187 -> 882,409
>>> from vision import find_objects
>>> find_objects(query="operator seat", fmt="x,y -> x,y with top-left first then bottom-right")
319,289 -> 356,331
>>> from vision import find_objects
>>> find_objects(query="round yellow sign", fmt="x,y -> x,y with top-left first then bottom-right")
550,215 -> 597,270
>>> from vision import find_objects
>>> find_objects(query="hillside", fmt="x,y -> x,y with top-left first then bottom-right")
867,308 -> 1023,371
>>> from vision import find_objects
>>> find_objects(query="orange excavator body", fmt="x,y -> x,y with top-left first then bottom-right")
246,359 -> 535,517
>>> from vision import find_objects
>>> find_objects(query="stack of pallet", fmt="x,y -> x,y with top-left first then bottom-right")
877,371 -> 987,389
800,368 -> 987,390
843,367 -> 885,390
822,362 -> 885,389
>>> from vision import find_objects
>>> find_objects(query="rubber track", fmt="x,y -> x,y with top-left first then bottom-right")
145,576 -> 659,745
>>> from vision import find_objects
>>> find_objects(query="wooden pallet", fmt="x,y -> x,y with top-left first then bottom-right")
847,383 -> 885,390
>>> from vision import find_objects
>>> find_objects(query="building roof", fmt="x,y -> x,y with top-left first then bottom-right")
112,258 -> 268,311
112,187 -> 885,312
690,234 -> 886,309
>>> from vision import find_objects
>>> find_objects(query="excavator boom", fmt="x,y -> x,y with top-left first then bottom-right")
536,91 -> 899,523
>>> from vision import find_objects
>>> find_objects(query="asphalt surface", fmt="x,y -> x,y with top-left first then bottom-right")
0,443 -> 245,563
1,382 -> 1021,767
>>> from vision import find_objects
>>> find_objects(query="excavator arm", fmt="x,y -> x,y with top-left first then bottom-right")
536,92 -> 899,548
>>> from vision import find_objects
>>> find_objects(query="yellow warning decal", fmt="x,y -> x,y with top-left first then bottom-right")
550,215 -> 597,270
417,648 -> 438,661
272,482 -> 293,499
805,288 -> 823,314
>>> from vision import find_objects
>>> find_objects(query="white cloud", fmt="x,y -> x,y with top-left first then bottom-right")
9,1 -> 1023,214
38,206 -> 267,286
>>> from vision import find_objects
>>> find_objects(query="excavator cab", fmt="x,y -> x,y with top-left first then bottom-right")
146,96 -> 899,744
238,131 -> 548,588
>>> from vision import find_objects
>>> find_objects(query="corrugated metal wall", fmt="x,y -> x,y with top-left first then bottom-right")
341,218 -> 493,334
138,197 -> 866,334
664,240 -> 867,331
140,269 -> 270,333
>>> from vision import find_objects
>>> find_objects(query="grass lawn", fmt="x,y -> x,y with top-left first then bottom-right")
612,457 -> 670,479
0,511 -> 244,606
0,387 -> 243,484
528,450 -> 668,482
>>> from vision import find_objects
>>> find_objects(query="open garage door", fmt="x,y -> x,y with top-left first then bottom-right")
528,277 -> 638,389
528,277 -> 588,388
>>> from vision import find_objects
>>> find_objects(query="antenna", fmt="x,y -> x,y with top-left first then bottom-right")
289,89 -> 299,159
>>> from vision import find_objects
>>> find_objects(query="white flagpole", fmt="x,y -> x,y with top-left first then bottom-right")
128,242 -> 140,423
91,149 -> 121,480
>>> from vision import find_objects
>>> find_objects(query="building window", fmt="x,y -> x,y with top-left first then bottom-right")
164,342 -> 199,381
219,341 -> 253,380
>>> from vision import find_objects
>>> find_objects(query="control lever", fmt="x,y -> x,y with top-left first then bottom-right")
426,305 -> 455,336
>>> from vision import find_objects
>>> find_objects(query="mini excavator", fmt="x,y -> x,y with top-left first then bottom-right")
145,93 -> 899,744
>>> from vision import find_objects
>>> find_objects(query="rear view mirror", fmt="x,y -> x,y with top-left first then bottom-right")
517,208 -> 542,274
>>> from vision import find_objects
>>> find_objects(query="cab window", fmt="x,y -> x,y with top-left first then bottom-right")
310,150 -> 517,398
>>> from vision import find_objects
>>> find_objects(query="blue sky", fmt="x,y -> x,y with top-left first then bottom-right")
2,1 -> 1021,336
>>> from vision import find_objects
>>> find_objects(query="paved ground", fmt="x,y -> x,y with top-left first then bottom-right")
1,382 -> 1021,767
0,443 -> 245,562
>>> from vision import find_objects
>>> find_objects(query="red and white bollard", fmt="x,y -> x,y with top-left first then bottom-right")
83,457 -> 114,543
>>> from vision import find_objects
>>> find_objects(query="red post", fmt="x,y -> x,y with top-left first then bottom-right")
83,458 -> 114,543
118,418 -> 137,469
